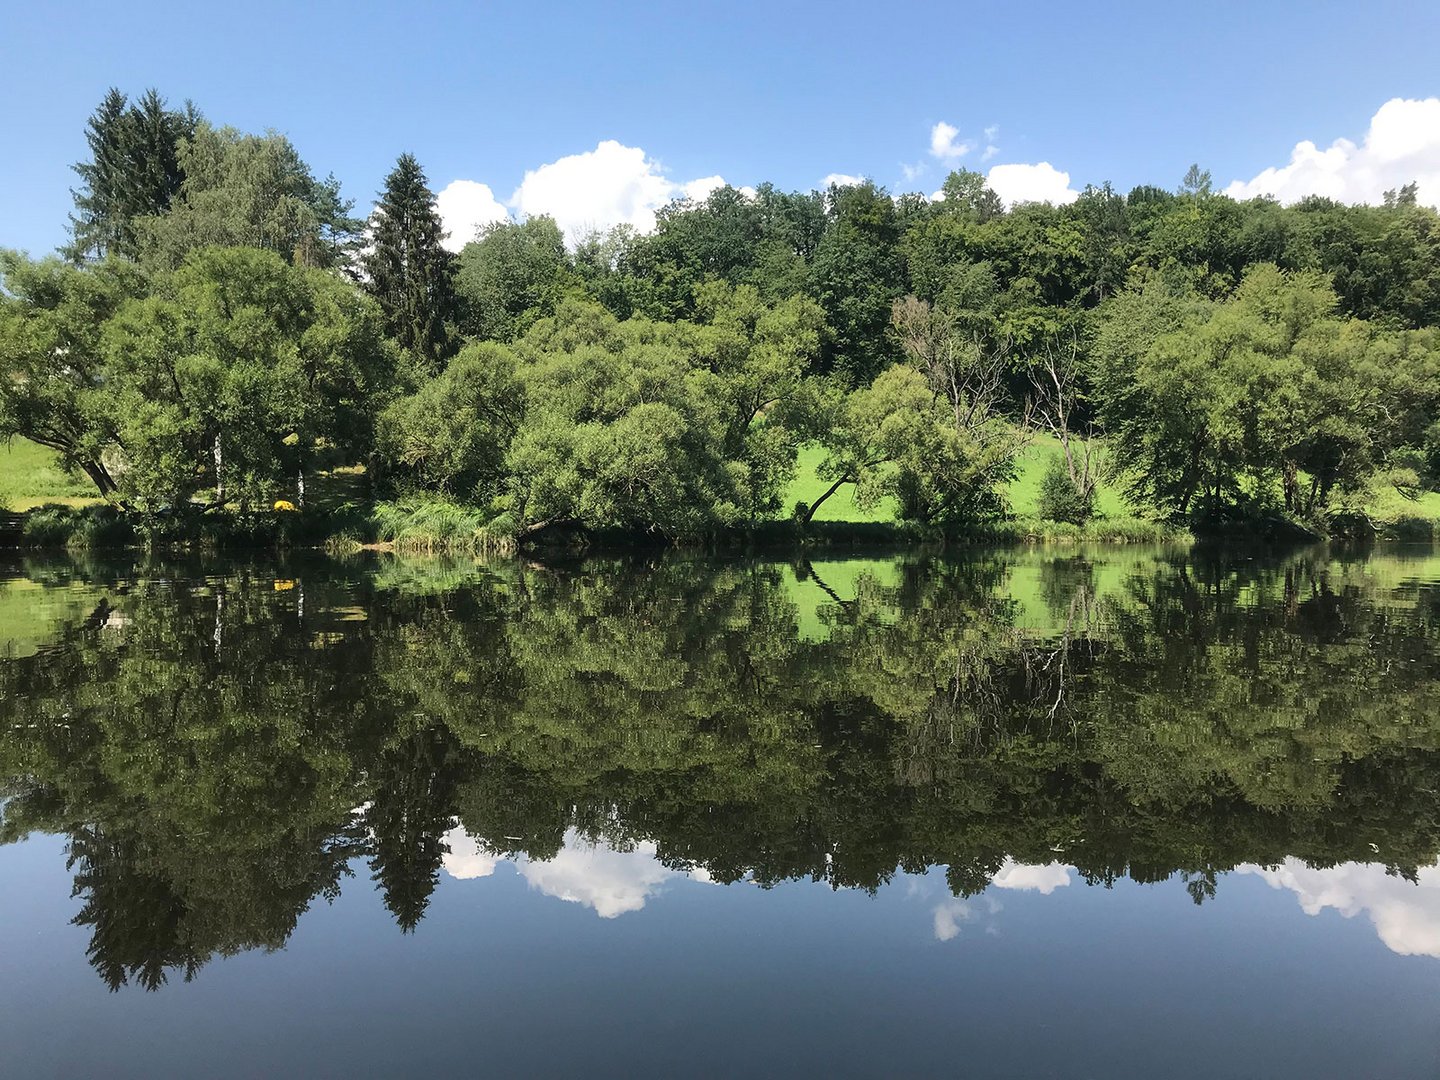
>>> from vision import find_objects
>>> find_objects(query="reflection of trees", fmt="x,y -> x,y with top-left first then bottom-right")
0,547 -> 1439,987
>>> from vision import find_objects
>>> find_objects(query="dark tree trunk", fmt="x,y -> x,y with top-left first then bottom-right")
802,474 -> 852,524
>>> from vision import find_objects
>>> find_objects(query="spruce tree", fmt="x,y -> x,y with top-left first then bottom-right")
66,88 -> 198,262
67,88 -> 130,261
363,153 -> 457,364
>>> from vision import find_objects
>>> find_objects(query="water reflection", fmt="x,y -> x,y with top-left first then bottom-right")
0,545 -> 1438,989
1239,860 -> 1440,958
442,827 -> 714,917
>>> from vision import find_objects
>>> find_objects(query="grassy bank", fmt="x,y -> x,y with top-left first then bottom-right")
0,439 -> 99,510
10,433 -> 1437,551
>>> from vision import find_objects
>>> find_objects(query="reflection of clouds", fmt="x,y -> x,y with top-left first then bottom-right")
442,831 -> 501,880
1238,859 -> 1440,958
441,827 -> 709,918
991,859 -> 1071,895
931,860 -> 1073,942
933,894 -> 1003,941
933,899 -> 973,941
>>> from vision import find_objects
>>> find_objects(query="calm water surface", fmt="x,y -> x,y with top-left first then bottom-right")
1,545 -> 1439,1078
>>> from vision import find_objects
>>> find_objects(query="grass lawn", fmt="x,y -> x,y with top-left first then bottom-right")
784,435 -> 1136,524
783,443 -> 896,522
0,438 -> 99,510
1005,433 -> 1132,518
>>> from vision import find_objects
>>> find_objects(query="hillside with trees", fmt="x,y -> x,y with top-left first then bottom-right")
3,88 -> 1440,547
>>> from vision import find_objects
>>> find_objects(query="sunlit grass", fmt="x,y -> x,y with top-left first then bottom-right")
0,438 -> 100,510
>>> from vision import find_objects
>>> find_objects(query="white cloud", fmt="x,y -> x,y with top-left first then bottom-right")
509,140 -> 744,246
1238,858 -> 1440,958
442,829 -> 502,879
434,180 -> 511,253
680,175 -> 727,202
981,126 -> 1000,163
823,172 -> 866,189
990,859 -> 1072,895
930,121 -> 973,161
985,162 -> 1080,207
1224,98 -> 1440,208
509,140 -> 676,244
441,826 -> 712,918
437,141 -> 745,249
933,898 -> 974,941
517,839 -> 677,918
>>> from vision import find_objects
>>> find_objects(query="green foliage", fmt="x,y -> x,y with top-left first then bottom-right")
20,503 -> 133,548
377,341 -> 523,503
1038,453 -> 1094,523
17,94 -> 1440,543
362,154 -> 457,365
135,122 -> 361,270
369,497 -> 503,553
0,251 -> 145,496
66,89 -> 199,262
1093,265 -> 1440,521
454,216 -> 570,341
497,288 -> 819,537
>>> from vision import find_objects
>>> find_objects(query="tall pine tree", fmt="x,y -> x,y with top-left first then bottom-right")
66,88 -> 199,262
363,153 -> 457,365
67,88 -> 130,261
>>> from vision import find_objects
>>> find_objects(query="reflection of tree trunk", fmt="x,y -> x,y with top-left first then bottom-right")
802,473 -> 852,524
801,561 -> 854,612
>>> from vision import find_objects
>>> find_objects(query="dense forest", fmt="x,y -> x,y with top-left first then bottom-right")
3,88 -> 1440,545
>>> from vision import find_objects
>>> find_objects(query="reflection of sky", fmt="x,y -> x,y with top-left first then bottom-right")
1237,859 -> 1440,958
442,827 -> 714,918
446,831 -> 1440,960
931,859 -> 1070,940
927,857 -> 1440,959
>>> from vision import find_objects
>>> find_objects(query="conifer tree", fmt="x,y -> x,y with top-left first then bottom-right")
362,153 -> 457,365
66,88 -> 198,262
67,88 -> 130,261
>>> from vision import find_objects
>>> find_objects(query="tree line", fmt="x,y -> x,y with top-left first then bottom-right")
3,87 -> 1440,539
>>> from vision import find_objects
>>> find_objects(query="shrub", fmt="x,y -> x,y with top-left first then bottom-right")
1038,456 -> 1093,525
21,503 -> 133,549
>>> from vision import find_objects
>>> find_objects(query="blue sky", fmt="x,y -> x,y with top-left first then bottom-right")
4,0 -> 1439,254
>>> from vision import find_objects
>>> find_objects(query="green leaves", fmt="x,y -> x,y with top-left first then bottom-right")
362,154 -> 457,366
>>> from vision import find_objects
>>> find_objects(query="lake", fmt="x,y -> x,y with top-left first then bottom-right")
1,544 -> 1438,1078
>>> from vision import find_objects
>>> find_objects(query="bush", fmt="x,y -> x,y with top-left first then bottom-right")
1038,456 -> 1093,524
21,503 -> 134,549
369,498 -> 511,553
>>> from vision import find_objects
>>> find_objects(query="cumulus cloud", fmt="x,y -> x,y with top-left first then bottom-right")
509,140 -> 686,244
441,826 -> 712,918
823,172 -> 866,189
1224,98 -> 1440,208
990,859 -> 1072,895
1238,858 -> 1440,958
434,180 -> 510,253
680,175 -> 727,202
930,121 -> 973,161
985,162 -> 1080,207
442,829 -> 502,879
436,141 -> 746,250
932,898 -> 974,941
